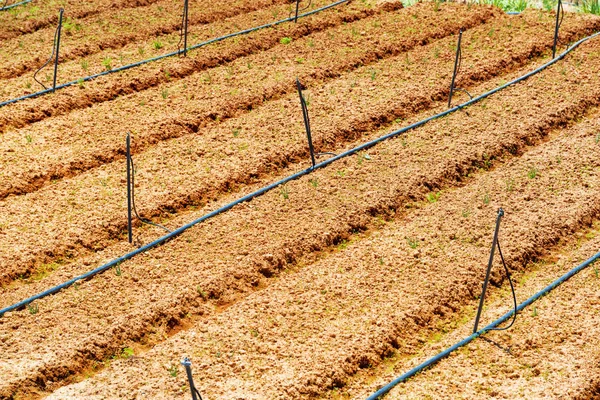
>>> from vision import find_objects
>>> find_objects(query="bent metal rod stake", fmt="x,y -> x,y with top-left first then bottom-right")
2,31 -> 599,318
552,0 -> 564,58
447,29 -> 472,108
472,208 -> 517,333
178,0 -> 190,57
181,358 -> 204,400
125,133 -> 171,244
33,8 -> 64,93
295,78 -> 337,169
366,248 -> 600,400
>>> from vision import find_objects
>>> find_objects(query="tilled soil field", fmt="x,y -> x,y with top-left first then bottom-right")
1,0 -> 600,399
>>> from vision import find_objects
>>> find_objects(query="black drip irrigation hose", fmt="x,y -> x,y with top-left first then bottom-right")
1,30 -> 599,318
0,0 -> 350,109
0,0 -> 31,11
366,249 -> 600,400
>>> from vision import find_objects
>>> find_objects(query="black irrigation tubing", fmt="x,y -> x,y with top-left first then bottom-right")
0,0 -> 31,12
366,249 -> 600,400
0,0 -> 350,109
1,30 -> 599,318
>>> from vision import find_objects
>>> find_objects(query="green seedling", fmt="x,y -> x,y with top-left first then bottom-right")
483,193 -> 490,205
27,303 -> 39,315
168,365 -> 178,377
532,306 -> 538,317
25,134 -> 33,144
280,37 -> 292,45
161,89 -> 169,99
115,264 -> 122,276
196,285 -> 208,299
280,185 -> 289,200
121,347 -> 134,358
407,237 -> 419,249
102,57 -> 112,71
425,192 -> 440,203
370,69 -> 377,81
80,59 -> 89,71
153,40 -> 163,50
595,133 -> 600,144
528,167 -> 538,179
309,178 -> 318,188
77,78 -> 85,88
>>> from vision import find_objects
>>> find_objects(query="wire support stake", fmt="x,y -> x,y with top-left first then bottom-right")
126,133 -> 133,244
472,208 -> 517,334
296,78 -> 316,168
448,28 -> 463,108
552,0 -> 564,59
181,358 -> 203,400
33,8 -> 63,92
125,133 -> 171,245
178,0 -> 189,56
292,0 -> 312,22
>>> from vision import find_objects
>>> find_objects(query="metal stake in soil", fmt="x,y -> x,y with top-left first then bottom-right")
448,29 -> 462,108
472,208 -> 504,333
181,357 -> 203,400
33,8 -> 64,91
182,0 -> 189,56
53,8 -> 64,92
126,133 -> 133,244
296,78 -> 316,168
294,0 -> 301,22
552,0 -> 563,59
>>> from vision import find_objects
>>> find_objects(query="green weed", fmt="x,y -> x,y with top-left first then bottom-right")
121,347 -> 134,358
161,88 -> 169,99
407,237 -> 419,249
280,185 -> 289,200
425,192 -> 440,203
80,60 -> 89,72
581,0 -> 600,15
27,303 -> 39,315
528,167 -> 538,179
309,178 -> 318,188
483,193 -> 490,205
115,264 -> 122,276
102,57 -> 112,71
168,365 -> 178,377
280,37 -> 292,45
153,40 -> 163,50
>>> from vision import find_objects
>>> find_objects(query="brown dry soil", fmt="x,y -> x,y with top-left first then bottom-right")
0,0 -> 387,128
2,3 -> 600,400
2,7 -> 597,286
0,0 -> 165,41
351,224 -> 600,399
0,0 -> 288,81
0,14 -> 600,398
40,70 -> 600,399
0,3 -> 503,282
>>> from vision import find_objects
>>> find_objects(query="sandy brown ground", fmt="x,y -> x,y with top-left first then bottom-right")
2,31 -> 600,399
3,8 -> 594,289
42,86 -> 600,399
0,0 -> 386,130
355,226 -> 600,399
0,0 -> 287,81
0,0 -> 165,41
0,1 -> 496,196
0,4 -> 504,283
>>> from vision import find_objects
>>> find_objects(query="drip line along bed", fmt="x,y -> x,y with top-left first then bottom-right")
1,1 -> 600,399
